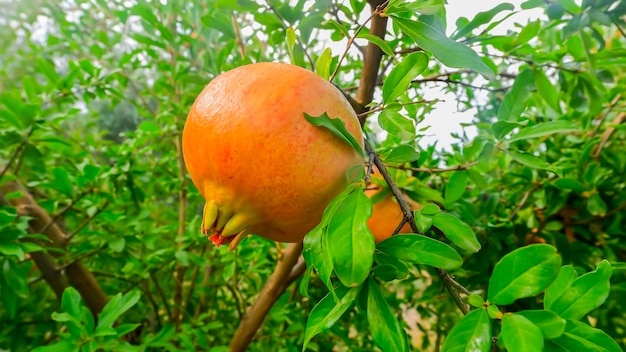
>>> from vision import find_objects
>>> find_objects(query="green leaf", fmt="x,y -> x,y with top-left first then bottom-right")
498,69 -> 534,121
366,277 -> 409,352
468,294 -> 485,308
315,47 -> 332,80
377,234 -> 463,270
505,149 -> 557,173
0,242 -> 25,260
413,210 -> 433,233
419,203 -> 440,215
32,340 -> 79,352
509,121 -> 578,142
587,193 -> 607,216
440,308 -> 491,352
501,314 -> 544,352
302,285 -> 359,350
516,310 -> 566,339
377,110 -> 416,140
552,178 -> 590,192
488,244 -> 562,305
374,251 -> 410,281
492,120 -> 525,140
303,185 -> 359,293
327,188 -> 375,287
95,290 -> 141,333
444,170 -> 468,204
548,260 -> 611,321
533,70 -> 562,113
430,212 -> 481,253
357,32 -> 397,62
1,259 -> 29,296
53,167 -> 74,197
390,16 -> 495,79
382,52 -> 428,103
550,320 -> 622,352
381,145 -> 420,164
452,3 -> 515,39
286,27 -> 297,65
305,112 -> 364,157
544,265 -> 578,310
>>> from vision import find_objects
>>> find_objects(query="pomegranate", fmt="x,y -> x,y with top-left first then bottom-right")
182,62 -> 364,248
366,172 -> 422,243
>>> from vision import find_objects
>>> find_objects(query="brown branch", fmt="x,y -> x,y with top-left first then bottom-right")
182,245 -> 208,318
27,245 -> 69,299
38,190 -> 91,238
571,202 -> 626,225
589,94 -> 622,137
592,111 -> 626,159
0,181 -> 108,316
330,0 -> 389,86
356,99 -> 442,118
365,141 -> 471,314
172,133 -> 189,329
231,13 -> 246,59
508,184 -> 542,221
263,1 -> 314,69
393,161 -> 478,174
229,242 -> 304,352
0,132 -> 31,183
150,271 -> 173,321
64,199 -> 109,244
354,1 -> 390,123
412,77 -> 509,92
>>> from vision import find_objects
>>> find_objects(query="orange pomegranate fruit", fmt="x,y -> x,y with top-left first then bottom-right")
182,62 -> 364,248
366,173 -> 422,243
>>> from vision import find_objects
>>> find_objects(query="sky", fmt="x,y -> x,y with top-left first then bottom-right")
417,0 -> 543,150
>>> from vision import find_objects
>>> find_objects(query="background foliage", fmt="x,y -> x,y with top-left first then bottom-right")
0,0 -> 625,351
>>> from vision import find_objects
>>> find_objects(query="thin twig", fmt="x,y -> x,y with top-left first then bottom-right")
182,245 -> 208,317
613,19 -> 626,39
508,184 -> 542,221
231,13 -> 246,59
264,1 -> 314,69
393,161 -> 478,174
589,94 -> 622,137
356,99 -> 441,118
39,190 -> 92,240
0,135 -> 30,183
64,200 -> 110,243
572,202 -> 626,225
365,140 -> 471,314
150,271 -> 173,322
593,111 -> 626,159
56,248 -> 106,272
329,0 -> 390,83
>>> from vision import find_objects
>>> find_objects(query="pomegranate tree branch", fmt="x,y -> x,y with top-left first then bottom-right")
354,1 -> 389,122
393,161 -> 479,174
229,242 -> 304,352
364,141 -> 470,314
593,111 -> 626,159
0,181 -> 108,316
590,94 -> 622,137
329,0 -> 389,86
172,133 -> 189,329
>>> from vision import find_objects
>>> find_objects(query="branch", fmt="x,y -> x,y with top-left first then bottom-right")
393,161 -> 478,174
592,111 -> 626,159
365,141 -> 470,314
589,94 -> 622,137
0,181 -> 108,316
231,13 -> 246,59
229,242 -> 304,351
0,132 -> 31,183
354,1 -> 390,123
508,183 -> 542,221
